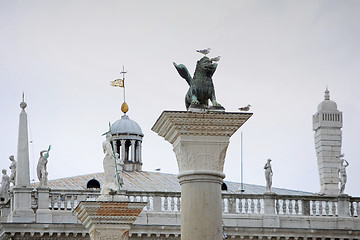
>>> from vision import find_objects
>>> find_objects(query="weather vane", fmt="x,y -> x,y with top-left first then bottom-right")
110,66 -> 128,114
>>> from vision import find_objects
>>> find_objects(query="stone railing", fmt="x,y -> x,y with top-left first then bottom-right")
36,189 -> 99,211
33,190 -> 359,217
222,193 -> 360,217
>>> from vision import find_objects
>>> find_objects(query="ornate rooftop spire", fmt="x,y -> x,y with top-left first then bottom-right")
20,92 -> 27,110
324,87 -> 330,100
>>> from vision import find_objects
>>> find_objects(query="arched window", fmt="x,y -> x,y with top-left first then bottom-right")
86,179 -> 100,189
221,182 -> 228,191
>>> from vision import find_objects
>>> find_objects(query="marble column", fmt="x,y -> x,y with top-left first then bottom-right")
120,140 -> 126,162
152,111 -> 252,240
135,141 -> 139,162
8,100 -> 34,223
138,141 -> 142,163
112,140 -> 118,157
130,140 -> 136,162
74,201 -> 146,240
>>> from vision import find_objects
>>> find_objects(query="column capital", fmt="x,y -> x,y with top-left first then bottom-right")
152,111 -> 252,144
74,201 -> 146,240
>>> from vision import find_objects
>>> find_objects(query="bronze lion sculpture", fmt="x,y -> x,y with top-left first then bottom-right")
173,56 -> 223,110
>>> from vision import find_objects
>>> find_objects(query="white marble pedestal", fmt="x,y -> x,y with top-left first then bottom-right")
152,111 -> 252,240
36,187 -> 52,223
74,198 -> 146,240
8,187 -> 35,223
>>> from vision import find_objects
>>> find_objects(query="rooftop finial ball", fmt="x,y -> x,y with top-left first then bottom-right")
121,102 -> 129,113
20,101 -> 27,109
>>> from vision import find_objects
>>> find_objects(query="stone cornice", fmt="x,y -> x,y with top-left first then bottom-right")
74,201 -> 147,229
152,111 -> 252,144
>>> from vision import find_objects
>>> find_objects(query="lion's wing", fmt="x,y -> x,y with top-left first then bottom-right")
173,62 -> 192,86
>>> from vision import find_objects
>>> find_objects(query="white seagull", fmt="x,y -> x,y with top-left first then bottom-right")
210,56 -> 221,62
196,48 -> 211,56
238,104 -> 251,111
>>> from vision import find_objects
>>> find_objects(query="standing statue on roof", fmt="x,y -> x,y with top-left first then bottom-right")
116,153 -> 124,186
338,154 -> 349,195
0,169 -> 10,202
101,131 -> 118,196
264,159 -> 273,193
37,146 -> 51,187
173,49 -> 224,110
8,155 -> 16,186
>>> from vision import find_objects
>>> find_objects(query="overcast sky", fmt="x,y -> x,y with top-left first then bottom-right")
1,1 -> 359,196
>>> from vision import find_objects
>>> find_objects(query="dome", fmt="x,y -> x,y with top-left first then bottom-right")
317,89 -> 338,112
111,115 -> 143,136
317,100 -> 337,112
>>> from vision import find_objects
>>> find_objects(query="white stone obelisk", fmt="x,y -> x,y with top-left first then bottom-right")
313,88 -> 343,195
152,111 -> 252,240
8,99 -> 34,222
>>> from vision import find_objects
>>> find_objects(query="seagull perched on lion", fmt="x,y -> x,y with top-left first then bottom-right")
196,48 -> 211,56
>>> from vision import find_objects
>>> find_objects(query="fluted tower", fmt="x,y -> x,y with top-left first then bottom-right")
110,104 -> 144,172
312,88 -> 343,195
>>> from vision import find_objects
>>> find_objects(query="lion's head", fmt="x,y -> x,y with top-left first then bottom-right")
194,57 -> 217,77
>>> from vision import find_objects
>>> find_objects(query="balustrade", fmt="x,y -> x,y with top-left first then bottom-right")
28,189 -> 358,218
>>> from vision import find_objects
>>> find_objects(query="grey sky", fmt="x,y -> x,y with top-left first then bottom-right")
1,1 -> 359,196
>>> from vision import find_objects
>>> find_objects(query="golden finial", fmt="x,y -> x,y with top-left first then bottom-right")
121,102 -> 129,113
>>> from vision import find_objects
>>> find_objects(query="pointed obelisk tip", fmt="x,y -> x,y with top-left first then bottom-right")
20,92 -> 27,109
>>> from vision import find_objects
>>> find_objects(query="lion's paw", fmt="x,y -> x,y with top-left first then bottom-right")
212,101 -> 222,107
191,99 -> 200,105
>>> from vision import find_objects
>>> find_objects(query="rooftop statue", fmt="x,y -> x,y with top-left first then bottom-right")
37,146 -> 51,187
338,154 -> 349,195
264,159 -> 273,193
8,155 -> 16,186
173,49 -> 224,110
0,169 -> 10,202
101,132 -> 118,196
